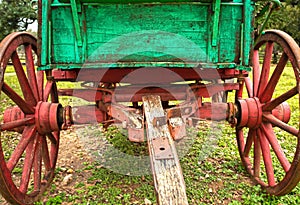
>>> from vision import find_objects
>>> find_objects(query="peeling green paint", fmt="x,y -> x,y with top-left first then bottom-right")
39,0 -> 254,71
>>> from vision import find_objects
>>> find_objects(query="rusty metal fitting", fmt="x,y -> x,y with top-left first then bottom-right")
227,102 -> 237,127
61,106 -> 73,130
153,116 -> 167,127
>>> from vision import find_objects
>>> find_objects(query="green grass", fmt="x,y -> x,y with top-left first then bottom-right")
39,121 -> 300,205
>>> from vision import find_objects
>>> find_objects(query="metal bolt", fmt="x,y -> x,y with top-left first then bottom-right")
122,121 -> 127,128
185,108 -> 190,114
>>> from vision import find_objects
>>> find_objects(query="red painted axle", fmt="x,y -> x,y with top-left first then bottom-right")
2,97 -> 291,140
3,102 -> 65,134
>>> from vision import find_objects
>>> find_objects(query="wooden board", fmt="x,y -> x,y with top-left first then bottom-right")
143,95 -> 188,205
45,2 -> 253,68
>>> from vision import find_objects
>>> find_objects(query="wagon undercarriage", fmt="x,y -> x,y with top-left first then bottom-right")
0,72 -> 295,204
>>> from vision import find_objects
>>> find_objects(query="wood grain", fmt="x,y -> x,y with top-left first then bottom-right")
143,95 -> 188,205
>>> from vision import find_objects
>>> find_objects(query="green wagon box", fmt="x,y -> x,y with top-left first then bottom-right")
39,0 -> 254,70
0,0 -> 300,204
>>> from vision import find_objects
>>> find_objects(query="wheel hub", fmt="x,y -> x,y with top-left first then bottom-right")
3,102 -> 73,135
237,98 -> 291,128
35,102 -> 62,134
238,97 -> 262,128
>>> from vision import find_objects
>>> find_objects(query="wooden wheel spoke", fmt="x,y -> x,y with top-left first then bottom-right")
257,128 -> 276,186
262,86 -> 297,111
41,136 -> 51,171
19,134 -> 37,194
11,51 -> 37,106
261,123 -> 291,172
257,42 -> 273,98
244,77 -> 253,98
252,50 -> 260,97
51,83 -> 59,103
7,126 -> 36,172
25,44 -> 39,102
2,82 -> 34,114
263,113 -> 298,136
0,117 -> 34,132
43,81 -> 54,102
253,130 -> 261,178
50,132 -> 59,166
244,129 -> 254,157
33,136 -> 42,192
260,53 -> 288,103
37,71 -> 44,101
46,132 -> 58,145
236,129 -> 245,149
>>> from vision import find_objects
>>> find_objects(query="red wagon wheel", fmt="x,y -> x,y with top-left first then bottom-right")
236,30 -> 300,195
0,32 -> 60,204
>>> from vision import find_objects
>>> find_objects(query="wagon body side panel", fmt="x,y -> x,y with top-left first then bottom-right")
38,0 -> 254,71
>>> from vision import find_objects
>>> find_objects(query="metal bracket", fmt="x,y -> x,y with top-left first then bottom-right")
153,116 -> 167,127
152,137 -> 174,160
108,104 -> 144,142
168,117 -> 186,141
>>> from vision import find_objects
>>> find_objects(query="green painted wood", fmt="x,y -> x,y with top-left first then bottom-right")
70,0 -> 83,46
84,4 -> 209,63
219,5 -> 243,63
243,0 -> 254,66
212,0 -> 221,47
39,1 -> 254,70
58,0 -> 224,3
41,0 -> 50,66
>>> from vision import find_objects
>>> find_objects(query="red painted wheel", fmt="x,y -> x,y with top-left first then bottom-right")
236,30 -> 300,195
0,32 -> 60,204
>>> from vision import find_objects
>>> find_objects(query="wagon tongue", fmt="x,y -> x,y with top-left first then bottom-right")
143,95 -> 189,204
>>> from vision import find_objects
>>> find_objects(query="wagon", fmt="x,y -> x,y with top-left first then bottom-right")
0,0 -> 300,204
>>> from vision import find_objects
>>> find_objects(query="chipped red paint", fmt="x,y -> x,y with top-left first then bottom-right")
35,102 -> 61,134
236,30 -> 300,196
0,32 -> 60,204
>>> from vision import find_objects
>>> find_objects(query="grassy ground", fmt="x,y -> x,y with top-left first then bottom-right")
36,122 -> 300,205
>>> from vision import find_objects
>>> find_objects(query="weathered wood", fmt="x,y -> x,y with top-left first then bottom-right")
48,2 -> 251,68
143,95 -> 188,205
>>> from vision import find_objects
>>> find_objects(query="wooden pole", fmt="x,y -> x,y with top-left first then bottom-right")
143,95 -> 188,205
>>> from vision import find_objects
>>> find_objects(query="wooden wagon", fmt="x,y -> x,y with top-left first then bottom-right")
0,0 -> 300,204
